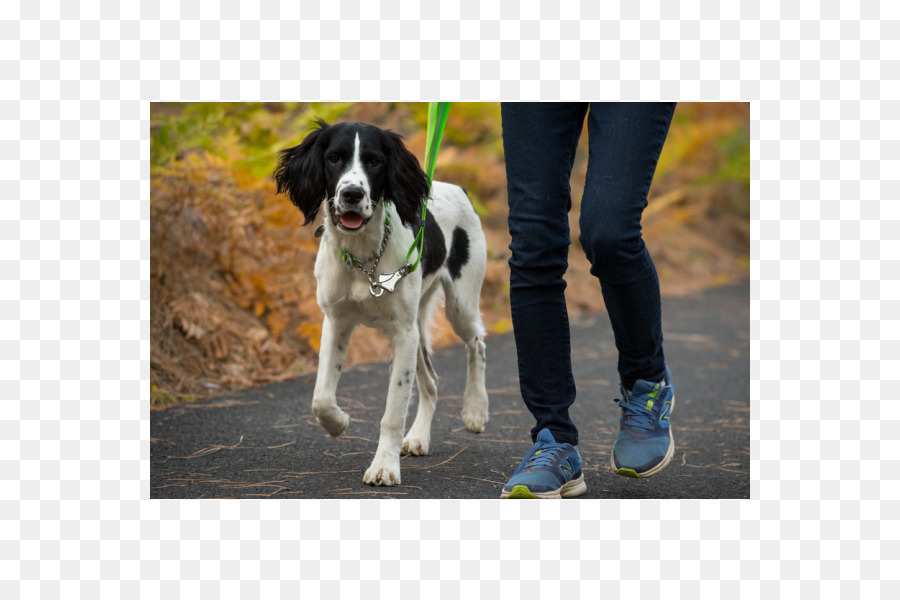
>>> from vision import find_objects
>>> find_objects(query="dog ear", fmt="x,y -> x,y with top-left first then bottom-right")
273,119 -> 330,225
382,130 -> 430,230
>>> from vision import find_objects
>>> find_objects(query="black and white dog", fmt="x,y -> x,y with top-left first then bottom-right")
274,120 -> 489,486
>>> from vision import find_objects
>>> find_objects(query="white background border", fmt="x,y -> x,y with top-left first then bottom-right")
1,0 -> 894,597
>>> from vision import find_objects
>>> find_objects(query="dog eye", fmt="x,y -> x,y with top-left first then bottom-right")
367,158 -> 381,168
328,155 -> 342,165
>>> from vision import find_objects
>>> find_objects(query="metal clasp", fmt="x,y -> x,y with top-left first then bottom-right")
369,267 -> 409,297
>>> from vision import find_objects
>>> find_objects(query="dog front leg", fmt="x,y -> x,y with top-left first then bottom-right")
402,344 -> 439,456
363,324 -> 419,486
312,315 -> 354,437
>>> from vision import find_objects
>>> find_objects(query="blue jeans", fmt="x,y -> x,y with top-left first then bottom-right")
501,102 -> 676,446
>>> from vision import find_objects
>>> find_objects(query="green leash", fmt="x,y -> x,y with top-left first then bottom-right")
370,101 -> 450,296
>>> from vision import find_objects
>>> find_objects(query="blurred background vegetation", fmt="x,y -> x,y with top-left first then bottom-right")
150,102 -> 749,407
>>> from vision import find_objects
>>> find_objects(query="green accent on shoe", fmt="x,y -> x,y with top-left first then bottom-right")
615,468 -> 642,478
506,485 -> 538,499
645,383 -> 661,410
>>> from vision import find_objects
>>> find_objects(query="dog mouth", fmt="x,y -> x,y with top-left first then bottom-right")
334,211 -> 370,231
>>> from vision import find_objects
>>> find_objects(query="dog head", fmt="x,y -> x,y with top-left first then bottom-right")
274,120 -> 429,234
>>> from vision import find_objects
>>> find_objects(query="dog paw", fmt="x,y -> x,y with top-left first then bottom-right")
313,403 -> 351,437
402,435 -> 430,456
363,460 -> 401,486
461,397 -> 489,433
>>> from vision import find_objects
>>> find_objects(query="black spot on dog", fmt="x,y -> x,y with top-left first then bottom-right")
422,211 -> 447,277
447,227 -> 470,280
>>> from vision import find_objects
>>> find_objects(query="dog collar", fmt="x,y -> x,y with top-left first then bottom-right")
332,213 -> 393,293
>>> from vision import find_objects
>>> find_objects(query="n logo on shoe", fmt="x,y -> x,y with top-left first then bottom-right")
558,456 -> 574,478
660,400 -> 672,422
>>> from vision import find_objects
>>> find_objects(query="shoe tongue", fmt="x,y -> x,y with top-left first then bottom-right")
626,378 -> 659,400
535,428 -> 557,444
340,212 -> 364,229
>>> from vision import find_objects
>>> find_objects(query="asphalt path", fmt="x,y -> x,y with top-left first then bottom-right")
151,280 -> 750,499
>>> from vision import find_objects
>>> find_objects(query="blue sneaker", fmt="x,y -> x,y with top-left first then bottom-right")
611,366 -> 675,478
500,428 -> 587,499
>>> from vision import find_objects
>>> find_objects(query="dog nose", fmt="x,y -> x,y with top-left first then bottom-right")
340,186 -> 365,205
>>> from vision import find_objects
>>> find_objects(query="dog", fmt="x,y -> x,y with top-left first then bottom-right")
273,119 -> 489,486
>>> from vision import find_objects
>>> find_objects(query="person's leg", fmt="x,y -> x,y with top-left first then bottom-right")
577,102 -> 677,477
578,102 -> 675,390
501,102 -> 588,447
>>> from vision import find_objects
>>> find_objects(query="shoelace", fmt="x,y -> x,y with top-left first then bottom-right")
522,444 -> 568,470
614,391 -> 656,433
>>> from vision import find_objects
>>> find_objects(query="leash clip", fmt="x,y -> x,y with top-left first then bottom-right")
369,267 -> 409,297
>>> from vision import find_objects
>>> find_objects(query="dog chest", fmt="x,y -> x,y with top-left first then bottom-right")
316,274 -> 411,331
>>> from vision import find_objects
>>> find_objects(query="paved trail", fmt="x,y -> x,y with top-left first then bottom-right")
151,280 -> 750,499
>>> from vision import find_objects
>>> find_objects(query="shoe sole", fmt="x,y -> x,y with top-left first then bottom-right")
500,474 -> 587,499
611,392 -> 676,478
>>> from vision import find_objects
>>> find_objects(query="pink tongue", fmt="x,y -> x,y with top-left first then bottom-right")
340,213 -> 364,229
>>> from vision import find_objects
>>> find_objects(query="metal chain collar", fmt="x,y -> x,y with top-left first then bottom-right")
337,221 -> 392,295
